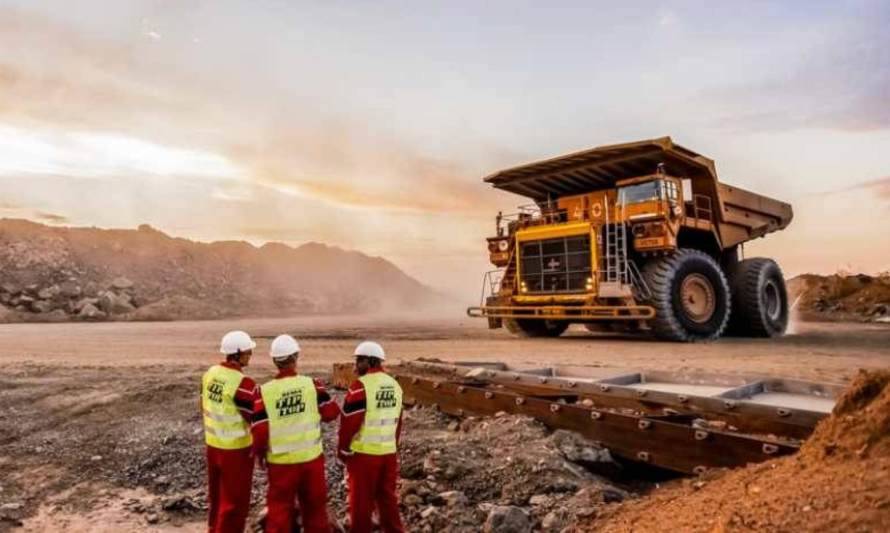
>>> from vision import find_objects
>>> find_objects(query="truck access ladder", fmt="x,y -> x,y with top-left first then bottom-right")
599,194 -> 650,299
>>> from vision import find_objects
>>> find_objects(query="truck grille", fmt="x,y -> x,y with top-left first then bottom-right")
519,235 -> 592,293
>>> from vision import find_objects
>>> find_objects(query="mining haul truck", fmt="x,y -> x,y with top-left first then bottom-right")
467,137 -> 793,342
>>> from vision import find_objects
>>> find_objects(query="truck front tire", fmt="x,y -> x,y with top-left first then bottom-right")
728,258 -> 788,337
643,249 -> 731,342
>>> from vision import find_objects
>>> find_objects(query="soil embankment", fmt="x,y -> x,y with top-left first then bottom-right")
590,370 -> 890,532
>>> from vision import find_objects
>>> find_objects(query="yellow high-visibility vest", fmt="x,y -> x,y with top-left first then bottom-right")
202,365 -> 252,450
350,372 -> 402,455
261,375 -> 323,464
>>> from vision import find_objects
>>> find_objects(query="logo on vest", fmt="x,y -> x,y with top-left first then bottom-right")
207,379 -> 225,403
276,389 -> 306,417
375,385 -> 397,409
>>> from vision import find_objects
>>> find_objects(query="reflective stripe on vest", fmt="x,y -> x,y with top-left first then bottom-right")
261,375 -> 323,464
350,372 -> 403,456
202,365 -> 252,450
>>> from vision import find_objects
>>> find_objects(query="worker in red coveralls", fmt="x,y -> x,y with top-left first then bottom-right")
338,341 -> 405,533
202,330 -> 258,533
251,334 -> 340,533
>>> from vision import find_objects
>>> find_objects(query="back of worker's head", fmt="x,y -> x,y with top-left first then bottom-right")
270,334 -> 300,368
220,330 -> 256,365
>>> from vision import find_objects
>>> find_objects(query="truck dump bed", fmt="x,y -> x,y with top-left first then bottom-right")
484,136 -> 792,248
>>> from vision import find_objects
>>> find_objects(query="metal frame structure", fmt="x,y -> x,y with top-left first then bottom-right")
331,360 -> 841,474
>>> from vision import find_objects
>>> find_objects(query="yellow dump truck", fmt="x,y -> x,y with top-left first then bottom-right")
467,137 -> 793,341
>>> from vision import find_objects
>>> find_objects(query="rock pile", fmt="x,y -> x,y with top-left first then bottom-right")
788,272 -> 890,322
0,218 -> 442,323
0,276 -> 139,322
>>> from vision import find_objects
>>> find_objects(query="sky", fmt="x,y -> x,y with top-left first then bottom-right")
0,0 -> 888,301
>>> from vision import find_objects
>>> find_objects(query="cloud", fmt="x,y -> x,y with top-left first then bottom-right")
846,176 -> 890,201
0,6 -> 499,217
35,211 -> 69,224
703,4 -> 890,132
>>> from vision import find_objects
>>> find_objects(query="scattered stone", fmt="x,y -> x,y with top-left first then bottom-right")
541,511 -> 564,531
483,505 -> 531,533
438,490 -> 468,507
111,276 -> 134,290
0,503 -> 23,511
420,506 -> 437,519
91,455 -> 103,461
529,494 -> 550,506
145,513 -> 159,524
403,494 -> 423,507
447,420 -> 460,432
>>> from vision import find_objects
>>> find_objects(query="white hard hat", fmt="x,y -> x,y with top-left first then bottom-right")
270,334 -> 301,359
354,341 -> 385,360
219,330 -> 256,355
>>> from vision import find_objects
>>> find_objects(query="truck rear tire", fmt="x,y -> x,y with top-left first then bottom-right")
642,249 -> 731,342
504,319 -> 569,338
728,258 -> 788,337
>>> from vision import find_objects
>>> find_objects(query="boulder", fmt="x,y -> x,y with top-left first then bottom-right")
99,291 -> 135,314
1,282 -> 21,295
483,506 -> 531,533
37,285 -> 61,300
41,309 -> 68,322
111,276 -> 134,290
73,297 -> 100,312
59,281 -> 82,298
0,303 -> 13,320
32,299 -> 55,313
78,303 -> 106,320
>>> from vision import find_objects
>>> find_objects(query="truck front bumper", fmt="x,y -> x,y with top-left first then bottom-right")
466,304 -> 655,321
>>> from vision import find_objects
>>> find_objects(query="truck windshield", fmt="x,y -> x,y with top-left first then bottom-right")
619,180 -> 663,204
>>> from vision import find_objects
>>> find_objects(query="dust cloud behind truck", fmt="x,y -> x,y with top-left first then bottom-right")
467,137 -> 793,342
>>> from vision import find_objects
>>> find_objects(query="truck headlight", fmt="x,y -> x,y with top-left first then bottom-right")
498,240 -> 509,252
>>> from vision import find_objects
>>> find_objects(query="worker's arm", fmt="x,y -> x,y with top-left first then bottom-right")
314,378 -> 341,422
234,376 -> 257,424
337,379 -> 366,461
250,394 -> 269,465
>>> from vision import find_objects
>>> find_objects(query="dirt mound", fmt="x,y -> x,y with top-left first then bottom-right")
590,370 -> 890,532
788,272 -> 890,323
0,219 -> 443,322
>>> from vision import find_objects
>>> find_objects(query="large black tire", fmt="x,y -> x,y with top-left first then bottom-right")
504,319 -> 569,338
642,249 -> 731,342
727,258 -> 788,337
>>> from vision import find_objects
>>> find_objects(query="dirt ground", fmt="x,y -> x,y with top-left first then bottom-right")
0,315 -> 888,532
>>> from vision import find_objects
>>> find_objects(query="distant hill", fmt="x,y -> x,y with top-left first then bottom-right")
787,272 -> 890,323
0,219 -> 444,322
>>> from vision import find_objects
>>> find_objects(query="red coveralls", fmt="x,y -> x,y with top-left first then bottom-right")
338,367 -> 405,533
204,361 -> 256,533
252,368 -> 341,533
